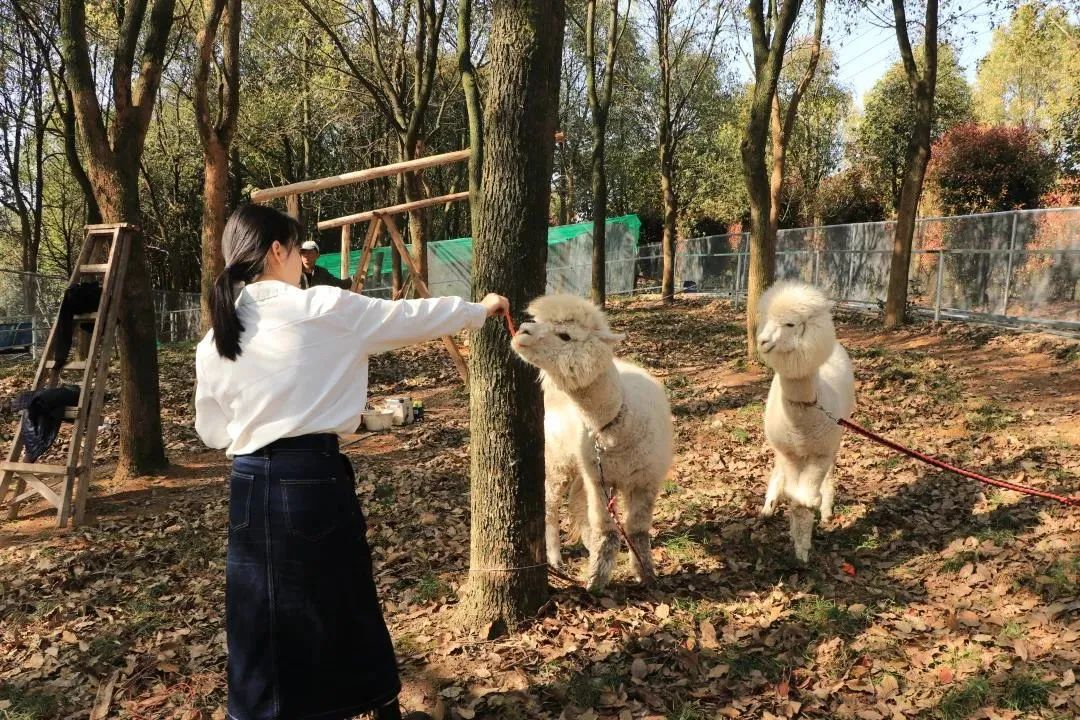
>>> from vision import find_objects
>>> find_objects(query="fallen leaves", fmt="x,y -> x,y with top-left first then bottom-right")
2,297 -> 1079,720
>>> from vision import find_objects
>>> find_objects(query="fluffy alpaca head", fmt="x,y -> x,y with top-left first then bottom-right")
756,280 -> 836,378
511,294 -> 624,389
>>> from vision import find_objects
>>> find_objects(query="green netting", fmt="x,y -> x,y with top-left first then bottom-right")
316,214 -> 640,298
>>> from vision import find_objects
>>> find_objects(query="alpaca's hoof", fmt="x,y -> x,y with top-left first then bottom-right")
546,554 -> 562,569
586,577 -> 609,594
820,508 -> 833,524
634,569 -> 656,585
760,500 -> 777,518
794,548 -> 810,563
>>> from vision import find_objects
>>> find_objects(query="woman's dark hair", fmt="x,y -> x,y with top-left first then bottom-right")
211,204 -> 302,360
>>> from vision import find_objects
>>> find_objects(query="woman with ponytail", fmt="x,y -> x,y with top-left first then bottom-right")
195,204 -> 508,720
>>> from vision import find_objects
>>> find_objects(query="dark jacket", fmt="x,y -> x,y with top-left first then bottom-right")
301,265 -> 351,290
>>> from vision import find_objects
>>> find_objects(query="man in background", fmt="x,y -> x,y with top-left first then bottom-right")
300,240 -> 352,290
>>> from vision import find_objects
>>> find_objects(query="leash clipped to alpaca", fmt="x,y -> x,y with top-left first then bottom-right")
815,404 -> 1080,508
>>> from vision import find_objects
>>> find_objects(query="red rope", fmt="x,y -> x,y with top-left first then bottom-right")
837,416 -> 1080,507
502,309 -> 517,337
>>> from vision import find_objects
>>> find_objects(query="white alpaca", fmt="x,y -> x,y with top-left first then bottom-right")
511,295 -> 674,592
756,281 -> 855,563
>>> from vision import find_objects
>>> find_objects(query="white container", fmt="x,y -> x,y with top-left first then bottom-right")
362,409 -> 395,432
384,397 -> 413,426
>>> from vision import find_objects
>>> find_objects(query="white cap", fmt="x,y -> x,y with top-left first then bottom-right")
300,240 -> 320,253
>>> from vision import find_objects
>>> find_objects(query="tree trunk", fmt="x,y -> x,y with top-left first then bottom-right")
884,88 -> 933,327
659,140 -> 677,304
740,0 -> 803,358
95,170 -> 169,479
194,0 -> 240,334
458,0 -> 484,232
458,0 -> 564,633
590,131 -> 607,307
884,0 -> 938,328
60,0 -> 174,478
200,142 -> 229,333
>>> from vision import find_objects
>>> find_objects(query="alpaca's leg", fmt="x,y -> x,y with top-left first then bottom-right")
789,506 -> 816,563
819,467 -> 836,523
621,484 -> 658,584
545,463 -> 570,568
788,458 -> 831,563
581,466 -> 619,593
760,464 -> 784,517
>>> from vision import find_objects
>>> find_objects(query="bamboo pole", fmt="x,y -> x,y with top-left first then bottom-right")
381,213 -> 470,383
340,224 -> 351,280
250,150 -> 471,203
318,191 -> 471,230
351,218 -> 382,293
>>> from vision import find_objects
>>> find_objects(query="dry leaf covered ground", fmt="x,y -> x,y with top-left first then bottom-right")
1,296 -> 1078,720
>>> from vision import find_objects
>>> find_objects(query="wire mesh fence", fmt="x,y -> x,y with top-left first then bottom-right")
636,207 -> 1080,333
0,269 -> 201,352
3,207 -> 1076,350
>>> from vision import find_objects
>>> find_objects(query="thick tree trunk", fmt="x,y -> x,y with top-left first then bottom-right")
200,142 -> 229,333
590,131 -> 607,307
884,90 -> 933,328
742,89 -> 778,358
458,0 -> 564,632
94,169 -> 168,479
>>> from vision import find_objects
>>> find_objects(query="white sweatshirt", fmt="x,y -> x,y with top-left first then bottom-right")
195,280 -> 486,457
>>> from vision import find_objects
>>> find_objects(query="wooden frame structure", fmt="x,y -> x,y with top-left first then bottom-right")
251,150 -> 474,381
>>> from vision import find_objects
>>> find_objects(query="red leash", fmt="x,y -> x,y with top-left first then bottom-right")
835,414 -> 1079,508
501,309 -> 517,337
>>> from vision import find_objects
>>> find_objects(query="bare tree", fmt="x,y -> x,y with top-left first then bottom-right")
882,0 -> 938,327
59,0 -> 175,477
740,0 -> 804,355
646,0 -> 725,304
769,0 -> 825,242
583,0 -> 630,307
458,0 -> 565,633
297,0 -> 449,283
194,0 -> 241,333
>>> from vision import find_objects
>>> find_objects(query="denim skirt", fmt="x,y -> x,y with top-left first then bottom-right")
226,434 -> 401,720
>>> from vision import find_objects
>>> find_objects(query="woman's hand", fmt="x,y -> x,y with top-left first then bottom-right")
479,293 -> 511,318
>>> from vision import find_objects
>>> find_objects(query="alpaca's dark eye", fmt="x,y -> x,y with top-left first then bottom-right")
557,332 -> 572,341
784,322 -> 796,327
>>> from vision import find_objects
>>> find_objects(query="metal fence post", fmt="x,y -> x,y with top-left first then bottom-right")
732,237 -> 743,309
1000,210 -> 1019,317
812,249 -> 821,287
934,250 -> 945,322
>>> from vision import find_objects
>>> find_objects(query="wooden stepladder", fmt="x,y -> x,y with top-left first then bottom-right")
349,213 -> 470,383
0,224 -> 133,528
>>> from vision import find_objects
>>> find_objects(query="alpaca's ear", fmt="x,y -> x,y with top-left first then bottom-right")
597,330 -> 625,345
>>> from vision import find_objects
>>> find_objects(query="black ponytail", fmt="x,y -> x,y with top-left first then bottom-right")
210,204 -> 302,360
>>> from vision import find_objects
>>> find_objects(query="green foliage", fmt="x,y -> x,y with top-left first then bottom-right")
853,44 -> 973,210
926,124 -> 1056,215
973,2 -> 1080,156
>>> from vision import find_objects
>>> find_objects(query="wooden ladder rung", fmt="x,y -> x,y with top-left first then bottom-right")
45,360 -> 87,371
80,264 -> 109,274
84,223 -> 136,231
1,461 -> 69,476
63,407 -> 80,421
74,312 -> 98,322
